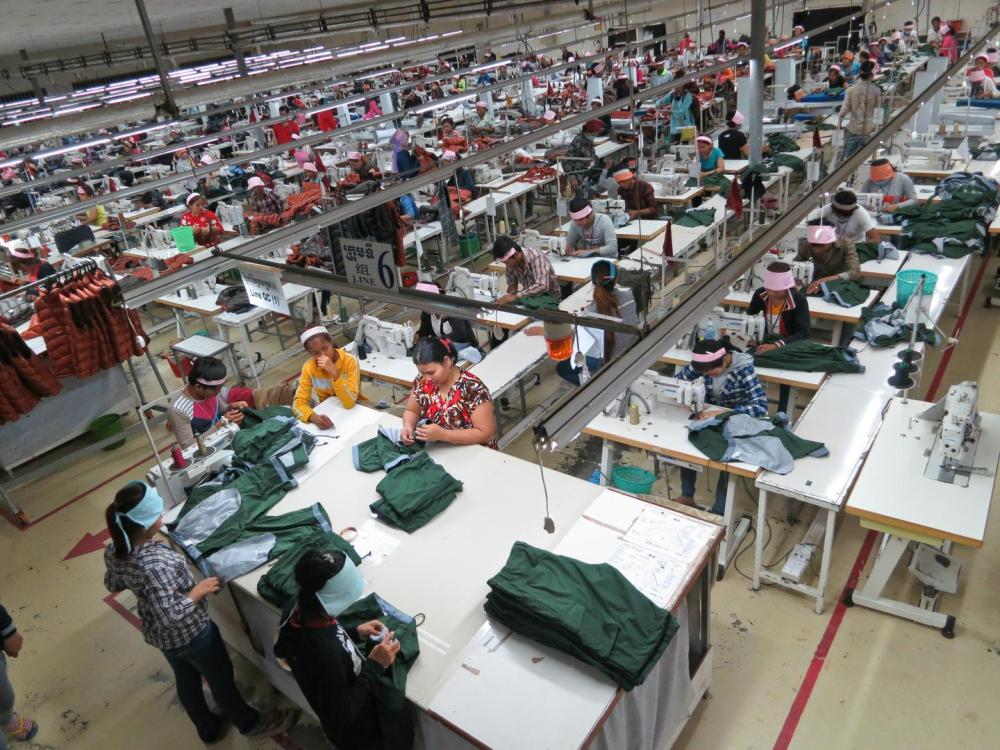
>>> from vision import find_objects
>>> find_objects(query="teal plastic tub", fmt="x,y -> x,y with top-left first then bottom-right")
611,466 -> 656,494
896,269 -> 938,306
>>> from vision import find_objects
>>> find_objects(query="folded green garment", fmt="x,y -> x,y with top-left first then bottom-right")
231,407 -> 315,469
701,172 -> 731,194
674,208 -> 716,227
688,413 -> 827,462
908,239 -> 980,259
771,153 -> 806,177
257,529 -> 362,607
517,293 -> 560,310
485,541 -> 678,691
353,427 -> 423,473
370,452 -> 463,532
767,133 -> 799,153
813,279 -> 871,307
855,242 -> 879,263
752,340 -> 864,374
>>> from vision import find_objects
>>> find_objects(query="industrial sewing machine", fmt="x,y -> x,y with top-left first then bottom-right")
215,201 -> 245,228
592,198 -> 627,220
920,382 -> 988,487
146,421 -> 240,508
141,227 -> 174,251
627,370 -> 707,416
737,250 -> 814,291
645,173 -> 691,198
473,163 -> 505,184
898,141 -> 956,171
447,266 -> 500,303
354,315 -> 415,359
520,229 -> 567,257
678,307 -> 766,351
853,193 -> 884,212
674,144 -> 698,163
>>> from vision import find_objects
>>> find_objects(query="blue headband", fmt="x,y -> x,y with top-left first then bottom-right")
591,260 -> 618,289
117,482 -> 164,554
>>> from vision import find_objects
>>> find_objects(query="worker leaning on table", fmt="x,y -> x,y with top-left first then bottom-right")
294,326 -> 362,430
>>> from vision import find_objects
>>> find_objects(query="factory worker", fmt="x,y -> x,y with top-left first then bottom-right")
402,337 -> 496,448
838,61 -> 881,160
718,111 -> 751,159
565,198 -> 618,258
902,20 -> 920,47
271,105 -> 300,145
696,134 -> 726,180
939,27 -> 958,63
807,189 -> 879,243
967,67 -> 1000,99
826,64 -> 847,90
614,167 -> 657,220
347,151 -> 381,184
841,50 -> 860,79
441,150 -> 476,193
491,235 -> 560,306
104,480 -> 299,743
414,281 -> 482,364
246,175 -> 285,215
438,117 -> 468,153
860,158 -> 918,211
273,548 -> 402,750
797,224 -> 861,294
746,261 -> 812,354
76,181 -> 108,228
300,162 -> 322,186
927,17 -> 946,47
293,326 -> 362,430
974,54 -> 996,78
180,193 -> 224,246
468,100 -> 496,136
674,338 -> 768,513
388,130 -> 421,179
4,241 -> 56,283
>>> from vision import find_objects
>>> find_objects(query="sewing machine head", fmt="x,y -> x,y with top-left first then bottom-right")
142,227 -> 173,250
354,315 -> 415,359
853,193 -> 883,212
631,370 -> 707,415
680,307 -> 766,350
145,421 -> 240,508
920,381 -> 984,487
447,266 -> 500,302
674,144 -> 697,162
645,173 -> 690,197
592,198 -> 627,218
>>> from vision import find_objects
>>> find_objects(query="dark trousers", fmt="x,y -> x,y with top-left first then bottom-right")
161,622 -> 259,742
556,356 -> 603,386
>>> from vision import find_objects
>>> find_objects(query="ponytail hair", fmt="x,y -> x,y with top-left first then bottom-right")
591,260 -> 620,358
412,336 -> 457,366
106,481 -> 146,559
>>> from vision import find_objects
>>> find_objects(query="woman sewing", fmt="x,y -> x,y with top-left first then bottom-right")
180,193 -> 224,246
401,337 -> 495,448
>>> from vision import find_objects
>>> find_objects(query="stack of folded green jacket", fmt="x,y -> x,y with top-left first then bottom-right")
674,208 -> 716,227
752,340 -> 864,373
257,528 -> 362,607
701,172 -> 731,193
767,133 -> 799,153
484,541 -> 678,691
812,279 -> 871,307
517,293 -> 560,311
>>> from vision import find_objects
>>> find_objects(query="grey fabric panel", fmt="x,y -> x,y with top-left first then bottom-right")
172,489 -> 242,546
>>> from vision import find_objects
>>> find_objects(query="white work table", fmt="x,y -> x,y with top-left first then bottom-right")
489,252 -> 614,284
752,382 -> 888,613
344,341 -> 419,389
659,345 -> 827,396
844,397 -> 1000,635
859,249 -> 908,282
559,218 -> 669,242
724,286 -> 880,343
201,407 -> 721,748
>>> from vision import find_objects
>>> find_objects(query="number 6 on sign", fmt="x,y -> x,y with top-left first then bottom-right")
342,238 -> 398,291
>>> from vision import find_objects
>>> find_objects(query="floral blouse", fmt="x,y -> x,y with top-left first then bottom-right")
411,370 -> 495,448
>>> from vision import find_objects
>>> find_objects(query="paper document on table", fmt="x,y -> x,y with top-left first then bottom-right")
623,506 -> 716,561
606,543 -> 688,607
572,325 -> 604,360
353,520 -> 401,566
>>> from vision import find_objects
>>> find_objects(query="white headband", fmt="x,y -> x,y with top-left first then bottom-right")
300,326 -> 330,345
8,243 -> 35,259
570,205 -> 593,220
185,193 -> 201,206
195,376 -> 226,387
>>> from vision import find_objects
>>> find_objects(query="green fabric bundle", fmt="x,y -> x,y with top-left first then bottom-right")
701,172 -> 731,193
814,279 -> 871,307
354,429 -> 423,472
855,242 -> 879,263
231,407 -> 315,469
485,541 -> 678,691
257,529 -> 362,607
674,208 -> 717,227
517,293 -> 560,310
687,413 -> 827,461
752,340 -> 864,374
370,452 -> 464,533
767,133 -> 799,153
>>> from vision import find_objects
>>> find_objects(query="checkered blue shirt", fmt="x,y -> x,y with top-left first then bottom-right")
677,351 -> 768,417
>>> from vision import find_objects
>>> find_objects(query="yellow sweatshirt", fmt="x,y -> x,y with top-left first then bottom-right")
293,348 -> 362,422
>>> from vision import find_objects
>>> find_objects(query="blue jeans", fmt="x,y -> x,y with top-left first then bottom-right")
556,356 -> 604,386
680,468 -> 729,515
161,622 -> 259,742
842,131 -> 868,159
0,654 -> 13,750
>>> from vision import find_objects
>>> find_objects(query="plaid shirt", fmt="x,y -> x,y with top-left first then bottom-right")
248,188 -> 284,215
508,246 -> 561,299
677,351 -> 768,418
620,178 -> 657,215
104,541 -> 209,651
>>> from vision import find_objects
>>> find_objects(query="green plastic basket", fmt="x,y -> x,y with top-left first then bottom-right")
896,269 -> 938,306
611,466 -> 656,494
171,225 -> 197,252
458,233 -> 480,258
89,414 -> 126,450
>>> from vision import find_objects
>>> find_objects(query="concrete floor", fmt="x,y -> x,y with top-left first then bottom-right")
2,252 -> 999,750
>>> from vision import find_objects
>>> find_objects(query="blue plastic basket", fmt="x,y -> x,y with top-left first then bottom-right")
611,466 -> 656,494
896,269 -> 938,306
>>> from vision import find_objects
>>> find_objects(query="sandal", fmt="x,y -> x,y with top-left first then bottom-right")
5,713 -> 38,742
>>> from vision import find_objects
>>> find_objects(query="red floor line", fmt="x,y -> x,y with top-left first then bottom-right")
102,592 -> 143,632
923,254 -> 992,402
773,530 -> 877,750
773,251 -> 992,749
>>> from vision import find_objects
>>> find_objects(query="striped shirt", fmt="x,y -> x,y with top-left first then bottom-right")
248,188 -> 284,215
676,351 -> 768,418
104,541 -> 209,651
507,246 -> 561,299
167,387 -> 231,448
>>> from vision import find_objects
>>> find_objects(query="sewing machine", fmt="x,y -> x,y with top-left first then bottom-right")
354,315 -> 415,359
674,144 -> 698,162
520,229 -> 567,257
447,266 -> 500,303
592,198 -> 627,220
146,421 -> 240,508
473,163 -> 505,184
645,173 -> 691,197
216,201 -> 245,228
141,227 -> 173,251
920,382 -> 987,487
738,250 -> 814,291
898,144 -> 953,171
853,193 -> 884,212
678,307 -> 766,351
630,370 -> 707,415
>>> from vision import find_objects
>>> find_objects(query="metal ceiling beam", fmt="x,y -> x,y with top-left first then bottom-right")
133,0 -> 179,118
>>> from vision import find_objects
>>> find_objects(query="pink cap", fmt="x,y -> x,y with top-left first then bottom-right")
763,268 -> 796,290
302,162 -> 318,172
7,242 -> 34,259
347,151 -> 363,160
691,346 -> 727,363
200,154 -> 214,165
476,100 -> 488,107
807,225 -> 837,244
570,205 -> 593,220
968,68 -> 986,83
696,135 -> 713,145
730,111 -> 745,125
247,177 -> 265,189
414,282 -> 440,294
829,64 -> 842,74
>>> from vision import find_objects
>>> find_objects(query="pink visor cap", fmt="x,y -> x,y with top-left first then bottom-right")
763,268 -> 796,290
570,205 -> 593,220
806,224 -> 837,244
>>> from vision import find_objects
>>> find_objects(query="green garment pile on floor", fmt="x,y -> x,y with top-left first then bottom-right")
673,208 -> 716,227
767,133 -> 799,153
257,528 -> 362,607
517,293 -> 560,310
687,413 -> 827,462
701,172 -> 731,194
484,541 -> 678,691
752,340 -> 864,374
370,451 -> 464,533
812,279 -> 871,307
338,593 -> 420,750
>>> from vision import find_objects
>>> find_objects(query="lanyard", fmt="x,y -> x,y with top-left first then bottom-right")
764,296 -> 788,334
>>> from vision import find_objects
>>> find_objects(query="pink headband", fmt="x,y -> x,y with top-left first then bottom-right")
195,377 -> 226,387
8,244 -> 35,259
499,247 -> 518,261
696,135 -> 712,145
691,346 -> 727,363
807,224 -> 837,244
763,269 -> 796,290
414,282 -> 440,294
570,205 -> 593,220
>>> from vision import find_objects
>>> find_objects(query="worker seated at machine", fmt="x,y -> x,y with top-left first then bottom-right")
796,224 -> 861,294
293,326 -> 363,430
674,338 -> 769,514
166,356 -> 294,448
413,281 -> 483,364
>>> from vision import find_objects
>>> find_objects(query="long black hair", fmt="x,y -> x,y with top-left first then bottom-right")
412,336 -> 457,365
293,548 -> 344,623
105,481 -> 146,559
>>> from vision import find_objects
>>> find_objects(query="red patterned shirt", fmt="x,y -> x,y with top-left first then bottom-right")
412,370 -> 495,448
